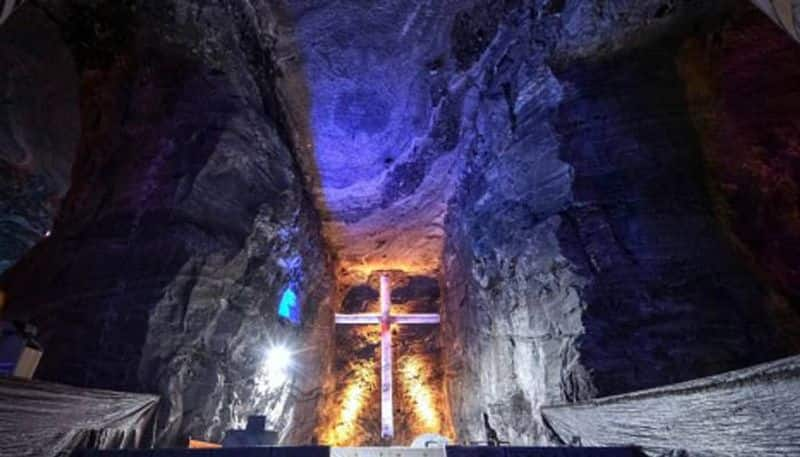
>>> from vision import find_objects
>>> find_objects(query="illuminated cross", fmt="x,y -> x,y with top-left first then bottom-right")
334,274 -> 440,440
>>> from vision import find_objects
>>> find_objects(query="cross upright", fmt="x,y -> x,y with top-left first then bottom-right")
334,273 -> 441,440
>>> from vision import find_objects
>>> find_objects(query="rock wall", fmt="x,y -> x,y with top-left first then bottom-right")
315,271 -> 453,446
441,0 -> 800,445
265,0 -> 468,276
0,0 -> 332,445
0,5 -> 79,274
1,0 -> 799,449
680,7 -> 800,308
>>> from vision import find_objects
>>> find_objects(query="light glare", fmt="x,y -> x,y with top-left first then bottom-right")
267,345 -> 292,370
263,344 -> 293,389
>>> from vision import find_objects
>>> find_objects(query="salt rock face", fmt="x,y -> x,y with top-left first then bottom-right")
440,0 -> 800,445
267,0 -> 734,276
1,0 -> 800,449
680,10 -> 800,306
0,6 -> 79,273
268,0 -> 470,275
1,0 -> 332,445
316,272 -> 452,446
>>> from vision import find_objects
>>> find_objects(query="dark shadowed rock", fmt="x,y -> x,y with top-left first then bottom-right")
0,5 -> 79,273
440,0 -> 800,445
316,271 -> 451,445
1,0 -> 332,446
680,8 -> 800,305
0,0 -> 798,451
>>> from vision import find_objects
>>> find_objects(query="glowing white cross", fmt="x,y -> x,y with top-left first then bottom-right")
334,274 -> 440,440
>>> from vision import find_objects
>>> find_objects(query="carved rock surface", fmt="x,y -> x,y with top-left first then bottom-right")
317,272 -> 451,446
0,5 -> 79,273
0,0 -> 799,451
1,0 -> 332,445
441,1 -> 800,446
680,9 -> 800,304
269,0 -> 732,275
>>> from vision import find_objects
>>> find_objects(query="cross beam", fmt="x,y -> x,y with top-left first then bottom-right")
334,274 -> 440,440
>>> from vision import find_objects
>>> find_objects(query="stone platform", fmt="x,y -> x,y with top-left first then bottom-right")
73,446 -> 643,457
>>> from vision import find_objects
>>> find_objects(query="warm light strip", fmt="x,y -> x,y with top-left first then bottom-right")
400,357 -> 440,432
320,364 -> 376,446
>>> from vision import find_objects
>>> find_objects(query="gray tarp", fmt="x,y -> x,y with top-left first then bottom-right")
542,355 -> 800,456
0,377 -> 159,457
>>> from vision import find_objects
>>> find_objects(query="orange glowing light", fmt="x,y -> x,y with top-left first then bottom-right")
338,261 -> 439,284
317,269 -> 455,445
400,356 -> 440,432
188,439 -> 221,449
319,363 -> 376,446
340,376 -> 367,426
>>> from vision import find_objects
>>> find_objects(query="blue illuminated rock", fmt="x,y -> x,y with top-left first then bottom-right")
0,5 -> 78,273
0,0 -> 332,446
438,0 -> 800,446
1,0 -> 799,453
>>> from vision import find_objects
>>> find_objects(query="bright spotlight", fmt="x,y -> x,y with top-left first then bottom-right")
267,345 -> 292,371
264,344 -> 293,389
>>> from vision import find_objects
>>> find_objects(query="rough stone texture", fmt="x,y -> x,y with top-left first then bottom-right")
680,7 -> 800,306
267,0 -> 469,275
542,355 -> 800,457
0,4 -> 79,273
0,0 -> 799,451
268,0 -> 737,276
441,0 -> 800,446
264,2 -> 772,445
316,271 -> 452,446
1,0 -> 332,446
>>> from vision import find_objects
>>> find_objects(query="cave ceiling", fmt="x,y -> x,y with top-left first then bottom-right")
267,0 -> 742,280
271,0 -> 468,278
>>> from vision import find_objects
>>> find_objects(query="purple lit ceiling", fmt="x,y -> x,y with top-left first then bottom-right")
273,1 -> 467,275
